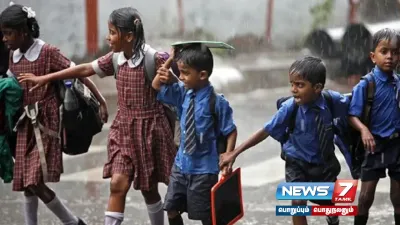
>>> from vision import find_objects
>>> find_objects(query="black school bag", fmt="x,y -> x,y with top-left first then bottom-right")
341,73 -> 376,179
56,79 -> 103,155
276,90 -> 335,160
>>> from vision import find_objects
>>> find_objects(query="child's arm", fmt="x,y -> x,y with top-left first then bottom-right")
348,80 -> 376,152
153,66 -> 176,91
18,63 -> 95,92
81,77 -> 108,123
220,98 -> 293,169
152,49 -> 178,91
349,116 -> 375,152
221,128 -> 238,176
219,128 -> 269,169
154,50 -> 184,107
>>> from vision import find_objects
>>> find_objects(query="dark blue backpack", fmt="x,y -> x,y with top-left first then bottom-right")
276,90 -> 359,179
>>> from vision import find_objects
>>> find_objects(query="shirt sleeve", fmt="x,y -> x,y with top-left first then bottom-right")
157,81 -> 186,107
216,95 -> 236,136
91,52 -> 115,78
263,98 -> 293,142
49,46 -> 74,72
348,79 -> 368,117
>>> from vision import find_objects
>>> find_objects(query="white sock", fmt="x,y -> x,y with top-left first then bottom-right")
146,201 -> 164,225
45,196 -> 79,225
24,195 -> 39,225
105,211 -> 124,225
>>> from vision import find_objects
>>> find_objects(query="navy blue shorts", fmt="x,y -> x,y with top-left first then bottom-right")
163,165 -> 218,220
360,136 -> 400,182
285,155 -> 340,205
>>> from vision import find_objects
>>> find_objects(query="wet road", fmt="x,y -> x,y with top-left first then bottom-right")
0,84 -> 397,225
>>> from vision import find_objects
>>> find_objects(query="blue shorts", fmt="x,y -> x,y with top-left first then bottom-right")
163,165 -> 218,220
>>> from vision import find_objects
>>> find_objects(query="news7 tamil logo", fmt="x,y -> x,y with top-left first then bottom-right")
276,180 -> 358,203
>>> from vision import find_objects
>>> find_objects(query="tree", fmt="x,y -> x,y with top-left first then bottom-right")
309,0 -> 334,29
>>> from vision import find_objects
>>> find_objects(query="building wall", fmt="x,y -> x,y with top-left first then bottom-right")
0,0 -> 348,57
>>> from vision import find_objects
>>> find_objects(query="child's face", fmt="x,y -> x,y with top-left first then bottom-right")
107,22 -> 135,53
289,73 -> 322,105
370,39 -> 399,73
177,60 -> 208,90
107,22 -> 124,52
1,27 -> 24,51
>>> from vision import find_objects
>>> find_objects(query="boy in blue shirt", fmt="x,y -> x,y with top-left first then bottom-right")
219,56 -> 349,225
349,28 -> 400,225
152,44 -> 237,225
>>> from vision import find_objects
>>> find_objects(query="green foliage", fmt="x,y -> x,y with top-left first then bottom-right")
310,0 -> 334,29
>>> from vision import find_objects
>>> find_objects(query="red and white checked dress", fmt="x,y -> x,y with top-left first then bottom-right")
92,49 -> 176,191
9,40 -> 72,191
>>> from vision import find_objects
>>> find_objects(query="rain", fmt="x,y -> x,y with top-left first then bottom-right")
1,0 -> 400,224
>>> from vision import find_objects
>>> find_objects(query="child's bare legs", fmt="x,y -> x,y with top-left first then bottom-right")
142,185 -> 164,225
106,174 -> 131,225
24,188 -> 38,225
292,200 -> 308,225
390,178 -> 400,225
106,174 -> 165,225
354,180 -> 378,225
29,183 -> 80,225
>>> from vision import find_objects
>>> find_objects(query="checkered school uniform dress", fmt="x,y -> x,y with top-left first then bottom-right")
9,40 -> 71,191
93,48 -> 176,191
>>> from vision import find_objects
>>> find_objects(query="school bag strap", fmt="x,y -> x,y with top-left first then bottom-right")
322,91 -> 333,114
112,52 -> 119,79
287,101 -> 299,135
112,47 -> 158,82
209,89 -> 228,154
321,90 -> 340,135
210,90 -> 217,132
360,73 -> 375,125
143,47 -> 158,82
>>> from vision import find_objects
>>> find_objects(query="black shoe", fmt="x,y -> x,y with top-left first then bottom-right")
78,218 -> 87,225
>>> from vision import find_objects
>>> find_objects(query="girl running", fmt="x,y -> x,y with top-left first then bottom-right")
18,7 -> 176,225
1,4 -> 108,225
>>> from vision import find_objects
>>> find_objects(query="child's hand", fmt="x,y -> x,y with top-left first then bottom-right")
219,151 -> 236,174
18,73 -> 47,92
169,47 -> 176,59
221,163 -> 233,177
99,102 -> 109,123
360,127 -> 376,153
157,67 -> 173,84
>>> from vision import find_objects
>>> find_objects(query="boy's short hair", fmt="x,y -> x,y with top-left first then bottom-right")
175,44 -> 214,76
289,56 -> 326,86
372,28 -> 400,52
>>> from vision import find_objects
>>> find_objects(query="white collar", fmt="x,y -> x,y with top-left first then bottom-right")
13,39 -> 45,63
117,44 -> 150,68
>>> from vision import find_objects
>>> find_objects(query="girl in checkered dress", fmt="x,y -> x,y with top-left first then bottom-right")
19,7 -> 177,225
1,4 -> 108,225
